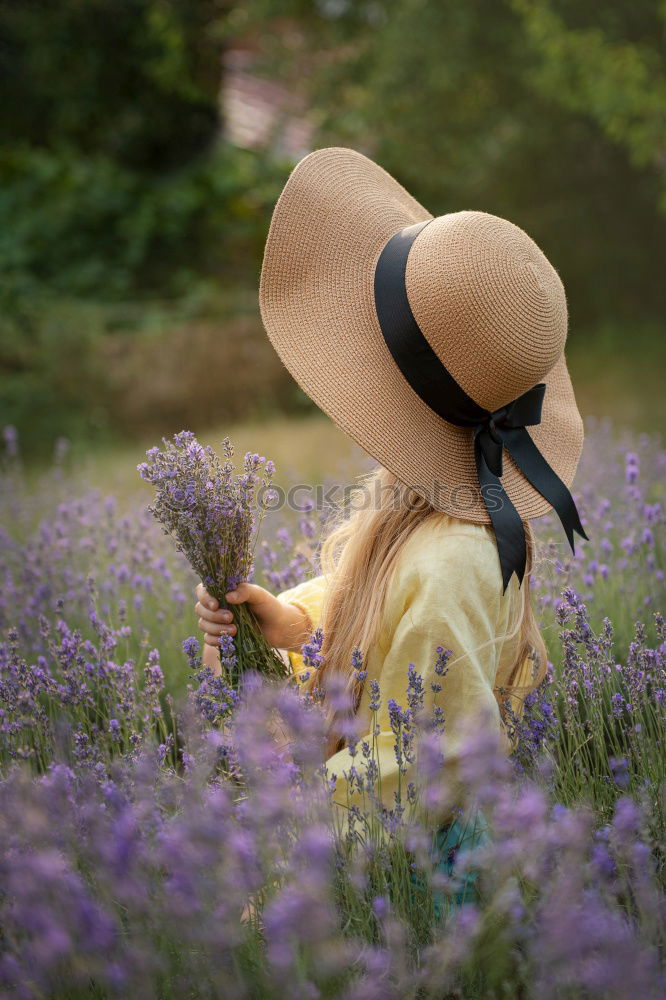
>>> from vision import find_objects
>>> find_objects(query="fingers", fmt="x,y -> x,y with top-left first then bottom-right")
200,620 -> 237,642
197,614 -> 236,633
225,582 -> 270,606
203,629 -> 235,646
195,582 -> 273,648
195,582 -> 218,611
194,586 -> 236,642
197,581 -> 272,609
195,600 -> 233,624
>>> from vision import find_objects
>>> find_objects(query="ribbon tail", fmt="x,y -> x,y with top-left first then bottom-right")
475,438 -> 527,592
499,427 -> 588,553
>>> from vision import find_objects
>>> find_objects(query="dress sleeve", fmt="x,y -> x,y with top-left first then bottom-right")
323,529 -> 517,838
276,575 -> 327,683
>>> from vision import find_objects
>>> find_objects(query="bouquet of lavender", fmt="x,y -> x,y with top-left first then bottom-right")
138,431 -> 290,689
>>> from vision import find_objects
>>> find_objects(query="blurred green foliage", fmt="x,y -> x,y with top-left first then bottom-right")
254,0 -> 665,325
0,0 -> 224,172
0,0 -> 290,458
0,143 -> 286,298
0,0 -> 288,299
1,0 -> 664,460
513,0 -> 666,187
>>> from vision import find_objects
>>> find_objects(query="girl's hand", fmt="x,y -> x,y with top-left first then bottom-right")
194,582 -> 311,652
194,582 -> 238,647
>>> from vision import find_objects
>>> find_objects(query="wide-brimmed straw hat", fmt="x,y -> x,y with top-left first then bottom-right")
259,146 -> 586,588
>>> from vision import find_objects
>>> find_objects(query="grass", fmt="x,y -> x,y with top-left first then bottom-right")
7,276 -> 664,485
35,412 -> 366,512
18,312 -> 664,505
566,320 -> 666,431
1,384 -> 664,997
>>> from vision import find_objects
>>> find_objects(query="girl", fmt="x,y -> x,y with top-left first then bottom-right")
194,147 -> 587,910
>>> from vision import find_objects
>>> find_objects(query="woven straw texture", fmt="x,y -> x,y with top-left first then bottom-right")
259,146 -> 584,523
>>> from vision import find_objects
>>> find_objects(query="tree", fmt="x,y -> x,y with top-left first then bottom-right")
512,0 -> 666,207
0,0 -> 228,172
247,0 -> 665,323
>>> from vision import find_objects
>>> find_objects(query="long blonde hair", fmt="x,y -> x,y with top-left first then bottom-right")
302,465 -> 547,759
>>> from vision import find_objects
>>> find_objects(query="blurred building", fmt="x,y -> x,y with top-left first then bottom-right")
222,49 -> 314,160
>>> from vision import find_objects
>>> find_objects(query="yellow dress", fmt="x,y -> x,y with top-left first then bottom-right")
276,513 -> 538,837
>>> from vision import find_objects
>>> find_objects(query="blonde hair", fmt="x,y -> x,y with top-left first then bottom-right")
301,465 -> 548,759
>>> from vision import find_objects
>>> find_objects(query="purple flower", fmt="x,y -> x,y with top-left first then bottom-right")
139,433 -> 289,688
2,424 -> 19,457
609,756 -> 630,790
301,628 -> 324,670
625,451 -> 639,484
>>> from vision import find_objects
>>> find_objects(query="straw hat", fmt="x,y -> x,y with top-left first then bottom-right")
259,146 -> 585,580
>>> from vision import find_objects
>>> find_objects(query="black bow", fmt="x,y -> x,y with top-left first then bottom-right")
470,383 -> 587,588
374,220 -> 588,591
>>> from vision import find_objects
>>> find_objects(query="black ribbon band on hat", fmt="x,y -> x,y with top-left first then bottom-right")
373,219 -> 587,591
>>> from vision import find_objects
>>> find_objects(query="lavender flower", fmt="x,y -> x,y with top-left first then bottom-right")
138,433 -> 289,687
0,421 -> 663,996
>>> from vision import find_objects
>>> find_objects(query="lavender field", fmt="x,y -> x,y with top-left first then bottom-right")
0,419 -> 664,999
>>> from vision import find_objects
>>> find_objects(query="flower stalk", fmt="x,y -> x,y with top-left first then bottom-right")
138,431 -> 290,688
